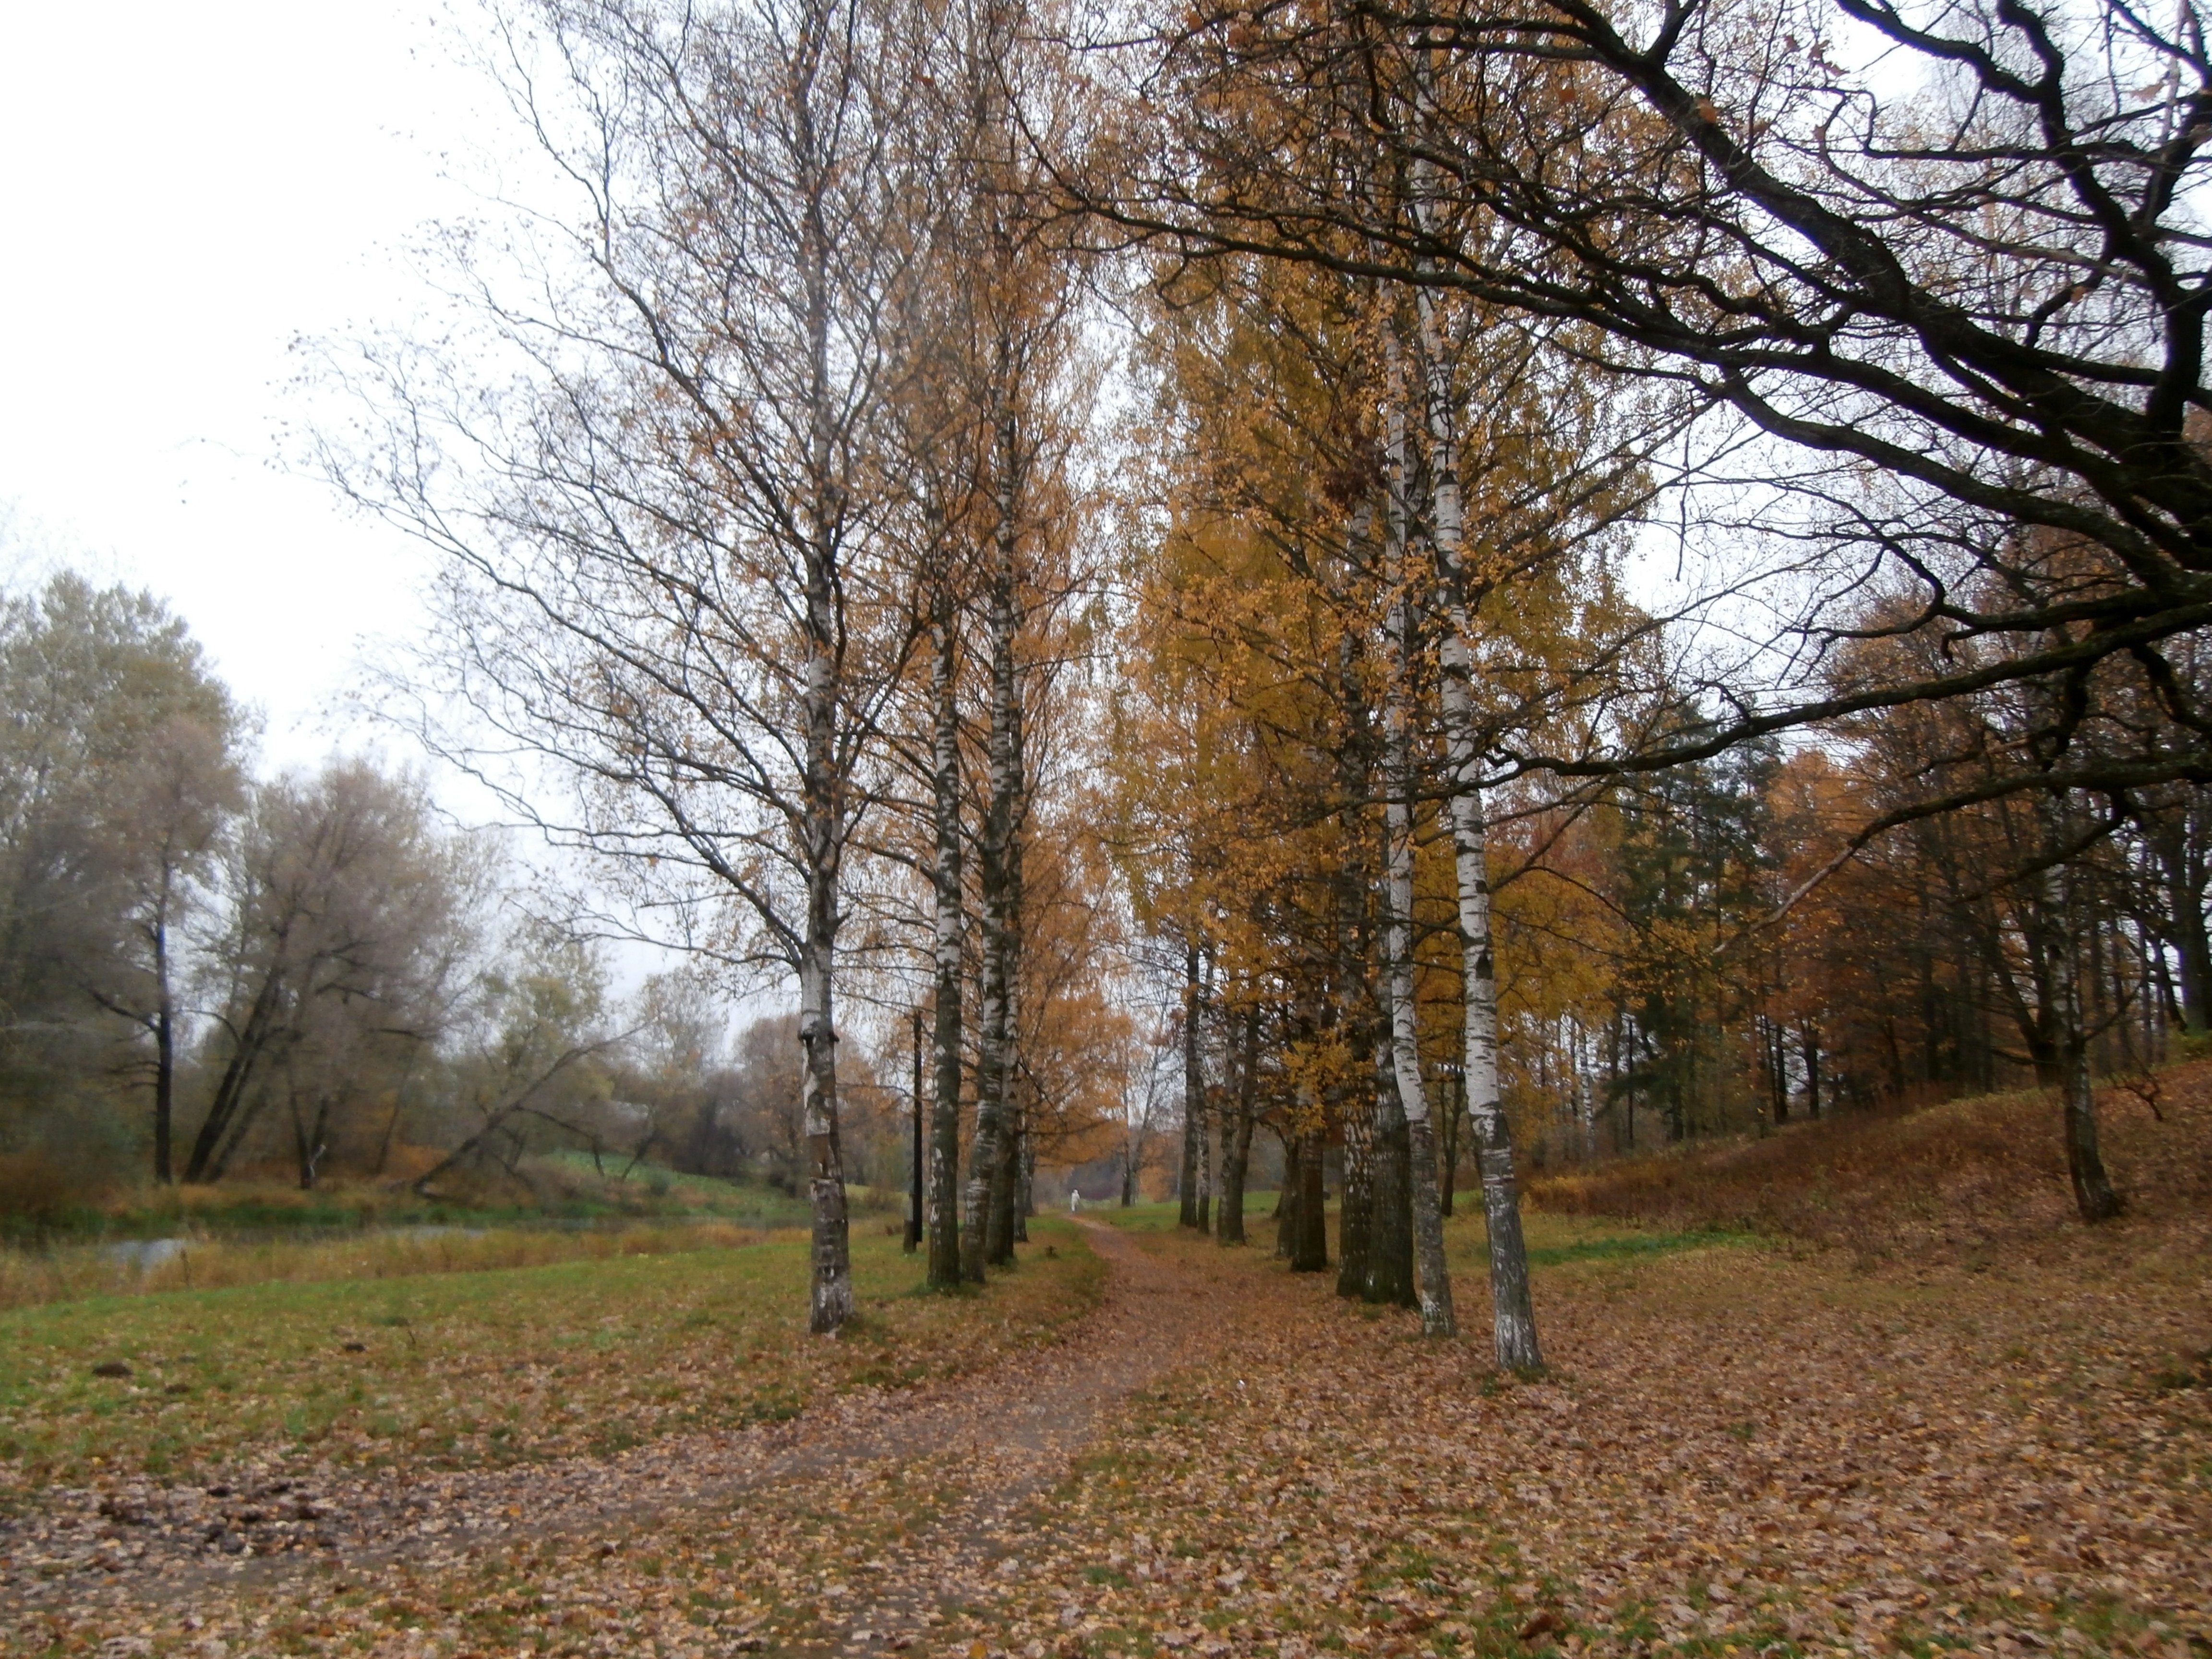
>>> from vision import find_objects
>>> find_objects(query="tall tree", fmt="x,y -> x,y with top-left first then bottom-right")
0,575 -> 239,1183
325,0 -> 934,1330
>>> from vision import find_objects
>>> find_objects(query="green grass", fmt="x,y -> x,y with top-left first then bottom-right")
1092,1196 -> 1279,1234
1,1153 -> 851,1248
1520,1226 -> 1754,1267
1105,1196 -> 1754,1273
0,1215 -> 1103,1503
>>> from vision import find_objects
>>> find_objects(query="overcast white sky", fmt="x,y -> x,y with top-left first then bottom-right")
0,1 -> 496,766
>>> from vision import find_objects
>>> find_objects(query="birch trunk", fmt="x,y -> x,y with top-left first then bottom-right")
926,603 -> 965,1289
800,896 -> 852,1333
797,143 -> 854,1333
966,381 -> 1028,1278
989,909 -> 1024,1264
1417,284 -> 1540,1371
800,589 -> 853,1331
1381,359 -> 1456,1334
1335,1086 -> 1375,1298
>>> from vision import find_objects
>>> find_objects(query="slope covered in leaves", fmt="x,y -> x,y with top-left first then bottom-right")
1527,1062 -> 2212,1263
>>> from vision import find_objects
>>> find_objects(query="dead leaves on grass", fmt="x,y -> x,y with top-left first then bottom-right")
5,1216 -> 2207,1659
938,1227 -> 2211,1658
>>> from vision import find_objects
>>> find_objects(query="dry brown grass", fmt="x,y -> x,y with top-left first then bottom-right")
0,1219 -> 799,1312
1527,1058 -> 2212,1260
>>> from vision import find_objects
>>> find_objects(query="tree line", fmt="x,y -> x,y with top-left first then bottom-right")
0,572 -> 930,1214
252,0 -> 2212,1370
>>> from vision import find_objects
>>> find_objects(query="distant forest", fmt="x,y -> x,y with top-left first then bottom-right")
0,573 -> 914,1214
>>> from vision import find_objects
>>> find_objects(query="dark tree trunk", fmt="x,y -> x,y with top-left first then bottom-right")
1178,941 -> 1203,1227
1437,1068 -> 1461,1218
2171,861 -> 2212,1035
1291,1126 -> 1328,1272
1364,1057 -> 1416,1308
2048,865 -> 2124,1223
154,998 -> 176,1185
1217,1003 -> 1259,1245
1800,1023 -> 1823,1119
1195,1089 -> 1213,1236
151,902 -> 176,1185
185,960 -> 287,1184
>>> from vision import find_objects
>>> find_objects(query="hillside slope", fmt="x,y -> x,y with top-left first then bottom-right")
1528,1058 -> 2212,1262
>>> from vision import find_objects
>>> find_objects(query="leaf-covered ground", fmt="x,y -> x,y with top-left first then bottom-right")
2,1194 -> 2206,1659
953,1215 -> 2209,1659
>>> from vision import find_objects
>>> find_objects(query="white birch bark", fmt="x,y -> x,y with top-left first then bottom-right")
1416,284 -> 1541,1371
799,175 -> 853,1330
1381,344 -> 1456,1336
966,390 -> 1026,1278
926,601 -> 966,1288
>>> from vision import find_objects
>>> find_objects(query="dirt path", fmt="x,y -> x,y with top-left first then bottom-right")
2,1218 -> 1229,1649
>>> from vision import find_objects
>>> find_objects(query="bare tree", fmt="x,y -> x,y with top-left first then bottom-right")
323,0 -> 935,1331
183,760 -> 475,1187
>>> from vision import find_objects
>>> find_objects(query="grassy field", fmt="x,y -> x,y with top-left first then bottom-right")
0,1155 -> 829,1245
0,1214 -> 1103,1505
0,1152 -> 904,1311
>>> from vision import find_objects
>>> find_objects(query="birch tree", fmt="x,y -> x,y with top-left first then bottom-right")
324,0 -> 926,1331
1379,340 -> 1456,1336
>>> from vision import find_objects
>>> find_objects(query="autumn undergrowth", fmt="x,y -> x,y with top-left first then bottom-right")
0,1153 -> 842,1246
0,1214 -> 1104,1502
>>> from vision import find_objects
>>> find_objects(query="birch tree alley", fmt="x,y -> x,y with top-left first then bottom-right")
869,0 -> 1094,1286
1108,240 -> 1652,1361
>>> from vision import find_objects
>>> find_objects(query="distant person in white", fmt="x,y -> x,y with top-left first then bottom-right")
1069,1188 -> 1081,1213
